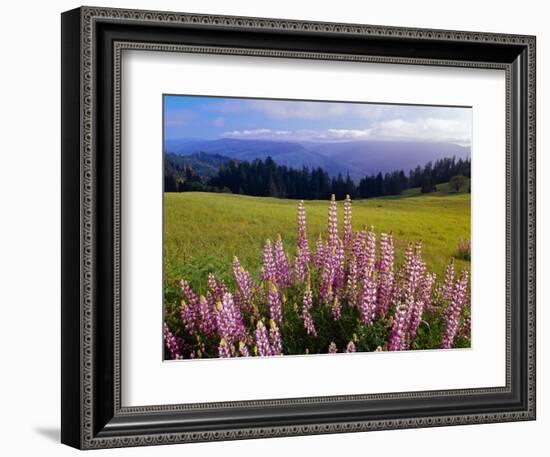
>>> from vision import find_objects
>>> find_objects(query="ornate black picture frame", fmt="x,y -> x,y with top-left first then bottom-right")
61,6 -> 536,449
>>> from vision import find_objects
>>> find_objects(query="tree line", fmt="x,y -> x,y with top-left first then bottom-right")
165,154 -> 470,199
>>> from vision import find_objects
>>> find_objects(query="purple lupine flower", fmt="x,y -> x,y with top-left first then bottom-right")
180,299 -> 197,334
274,235 -> 291,286
314,234 -> 326,273
319,198 -> 339,304
215,292 -> 246,342
352,230 -> 367,270
294,201 -> 311,283
346,341 -> 357,353
218,338 -> 232,358
415,241 -> 423,262
401,242 -> 423,300
364,227 -> 377,275
269,320 -> 283,355
441,271 -> 469,349
442,261 -> 455,301
376,232 -> 395,317
207,273 -> 218,293
328,342 -> 338,354
254,321 -> 272,356
302,282 -> 317,336
319,245 -> 336,304
260,239 -> 277,282
296,200 -> 310,261
333,238 -> 346,298
457,315 -> 471,340
294,246 -> 308,284
230,298 -> 246,341
343,194 -> 353,251
207,273 -> 228,302
408,272 -> 436,340
346,254 -> 359,307
296,201 -> 308,247
180,279 -> 199,307
415,242 -> 427,278
406,260 -> 428,340
179,279 -> 200,333
238,341 -> 250,357
267,282 -> 283,324
358,269 -> 377,325
320,196 -> 344,302
232,256 -> 254,312
163,323 -> 182,360
402,243 -> 415,288
327,194 -> 339,249
388,302 -> 410,351
420,272 -> 436,305
198,295 -> 216,336
407,300 -> 424,342
331,295 -> 342,320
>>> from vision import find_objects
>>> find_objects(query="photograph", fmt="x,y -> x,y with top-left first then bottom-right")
162,95 -> 472,360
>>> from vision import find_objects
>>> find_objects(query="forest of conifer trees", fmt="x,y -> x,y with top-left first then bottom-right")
164,154 -> 470,199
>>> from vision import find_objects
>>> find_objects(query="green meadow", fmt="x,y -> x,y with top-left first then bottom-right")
164,183 -> 470,300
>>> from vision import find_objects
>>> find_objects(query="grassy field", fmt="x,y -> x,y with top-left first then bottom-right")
164,183 -> 470,300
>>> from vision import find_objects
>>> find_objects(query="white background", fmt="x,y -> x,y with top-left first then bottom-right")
123,51 -> 505,406
0,0 -> 546,455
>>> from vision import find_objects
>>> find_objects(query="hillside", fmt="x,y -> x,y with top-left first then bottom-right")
165,151 -> 233,179
165,138 -> 470,180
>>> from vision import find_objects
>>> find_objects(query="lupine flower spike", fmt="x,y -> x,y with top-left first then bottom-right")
358,269 -> 377,325
343,194 -> 353,251
254,321 -> 272,356
302,278 -> 317,336
274,235 -> 291,286
313,234 -> 325,272
260,239 -> 276,282
233,256 -> 255,312
269,320 -> 283,355
441,271 -> 469,349
218,338 -> 232,358
163,323 -> 182,360
267,282 -> 283,324
376,232 -> 394,317
389,302 -> 410,351
294,200 -> 311,282
442,261 -> 455,301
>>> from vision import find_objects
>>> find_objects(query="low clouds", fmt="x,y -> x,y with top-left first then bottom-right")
223,117 -> 471,145
369,117 -> 471,145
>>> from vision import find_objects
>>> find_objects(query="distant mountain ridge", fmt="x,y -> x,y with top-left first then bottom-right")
165,138 -> 346,176
165,138 -> 470,180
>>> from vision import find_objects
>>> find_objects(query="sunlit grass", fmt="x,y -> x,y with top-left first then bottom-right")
164,189 -> 470,297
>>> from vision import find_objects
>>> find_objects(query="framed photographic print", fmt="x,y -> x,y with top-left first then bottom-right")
61,6 -> 536,449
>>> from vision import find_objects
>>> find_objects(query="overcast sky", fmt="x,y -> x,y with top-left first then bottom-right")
164,95 -> 472,146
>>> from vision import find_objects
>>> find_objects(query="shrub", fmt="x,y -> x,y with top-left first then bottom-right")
455,239 -> 471,261
449,175 -> 466,192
